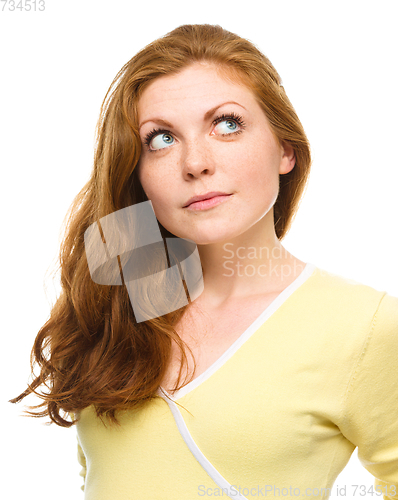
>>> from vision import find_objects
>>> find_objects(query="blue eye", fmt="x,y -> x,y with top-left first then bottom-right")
150,133 -> 174,150
214,119 -> 239,134
212,112 -> 246,136
144,129 -> 175,152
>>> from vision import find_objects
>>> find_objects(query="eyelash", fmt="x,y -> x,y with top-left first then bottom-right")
143,112 -> 246,153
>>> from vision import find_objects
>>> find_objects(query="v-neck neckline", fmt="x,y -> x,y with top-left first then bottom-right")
159,262 -> 317,401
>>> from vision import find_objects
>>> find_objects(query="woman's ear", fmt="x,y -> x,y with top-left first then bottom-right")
279,141 -> 296,175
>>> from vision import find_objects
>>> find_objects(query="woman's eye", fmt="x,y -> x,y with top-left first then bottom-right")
144,115 -> 244,152
150,133 -> 175,150
214,119 -> 240,135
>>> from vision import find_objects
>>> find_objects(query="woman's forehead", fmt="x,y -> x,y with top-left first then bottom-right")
141,61 -> 253,97
137,62 -> 256,114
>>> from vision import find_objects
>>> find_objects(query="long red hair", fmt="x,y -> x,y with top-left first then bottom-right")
10,24 -> 312,427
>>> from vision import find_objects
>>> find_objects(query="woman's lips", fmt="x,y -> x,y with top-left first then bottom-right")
185,194 -> 232,211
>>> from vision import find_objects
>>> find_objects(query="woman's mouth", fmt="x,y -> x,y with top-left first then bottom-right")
185,194 -> 232,211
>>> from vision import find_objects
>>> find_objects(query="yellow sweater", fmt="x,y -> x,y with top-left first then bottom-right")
74,264 -> 398,499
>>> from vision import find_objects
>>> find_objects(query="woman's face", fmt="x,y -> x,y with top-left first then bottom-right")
136,62 -> 295,245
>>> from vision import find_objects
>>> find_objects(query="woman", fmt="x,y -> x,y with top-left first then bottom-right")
11,24 -> 398,500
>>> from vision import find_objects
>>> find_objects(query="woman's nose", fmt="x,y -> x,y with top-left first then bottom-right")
181,137 -> 215,178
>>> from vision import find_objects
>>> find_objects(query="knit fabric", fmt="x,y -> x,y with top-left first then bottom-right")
74,265 -> 398,500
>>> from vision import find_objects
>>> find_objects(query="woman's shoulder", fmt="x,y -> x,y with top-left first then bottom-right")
309,264 -> 394,298
303,264 -> 398,326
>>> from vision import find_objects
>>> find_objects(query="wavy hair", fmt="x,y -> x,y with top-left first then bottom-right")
10,24 -> 312,427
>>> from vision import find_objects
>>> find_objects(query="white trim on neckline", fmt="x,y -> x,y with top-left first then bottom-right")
161,262 -> 317,402
159,391 -> 250,500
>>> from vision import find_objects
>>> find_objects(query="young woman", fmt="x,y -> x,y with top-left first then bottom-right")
11,24 -> 398,500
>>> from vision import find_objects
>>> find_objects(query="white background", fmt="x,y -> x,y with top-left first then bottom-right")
2,1 -> 397,499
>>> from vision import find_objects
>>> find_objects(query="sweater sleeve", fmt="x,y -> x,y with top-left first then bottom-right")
339,292 -> 398,500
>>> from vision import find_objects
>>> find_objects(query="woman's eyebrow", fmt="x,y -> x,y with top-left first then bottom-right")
203,101 -> 246,120
138,101 -> 246,131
